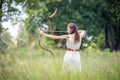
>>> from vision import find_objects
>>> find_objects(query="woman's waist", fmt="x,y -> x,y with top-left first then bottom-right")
67,48 -> 79,51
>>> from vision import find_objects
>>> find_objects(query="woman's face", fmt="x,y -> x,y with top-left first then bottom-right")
67,26 -> 72,34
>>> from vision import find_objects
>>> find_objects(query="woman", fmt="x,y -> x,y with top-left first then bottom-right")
39,23 -> 85,72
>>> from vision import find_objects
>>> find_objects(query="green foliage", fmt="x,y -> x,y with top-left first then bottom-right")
0,39 -> 7,53
45,0 -> 107,34
0,29 -> 13,53
1,0 -> 120,52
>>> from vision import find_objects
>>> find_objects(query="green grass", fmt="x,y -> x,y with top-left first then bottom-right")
0,47 -> 120,80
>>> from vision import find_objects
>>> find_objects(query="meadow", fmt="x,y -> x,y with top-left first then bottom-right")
0,47 -> 120,80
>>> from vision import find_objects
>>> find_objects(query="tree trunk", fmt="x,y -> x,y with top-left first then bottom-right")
112,25 -> 120,51
104,25 -> 110,49
104,24 -> 120,52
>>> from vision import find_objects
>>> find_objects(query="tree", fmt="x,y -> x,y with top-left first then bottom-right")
0,0 -> 25,52
104,0 -> 120,51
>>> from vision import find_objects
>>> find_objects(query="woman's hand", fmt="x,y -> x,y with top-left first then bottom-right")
39,30 -> 44,36
78,30 -> 86,38
78,30 -> 84,33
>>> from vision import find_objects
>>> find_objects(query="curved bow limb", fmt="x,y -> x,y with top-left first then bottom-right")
48,8 -> 57,18
38,35 -> 56,58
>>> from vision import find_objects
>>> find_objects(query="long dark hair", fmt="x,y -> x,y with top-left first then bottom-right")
68,23 -> 80,43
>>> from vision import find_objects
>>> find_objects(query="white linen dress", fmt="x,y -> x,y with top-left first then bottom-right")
63,35 -> 82,72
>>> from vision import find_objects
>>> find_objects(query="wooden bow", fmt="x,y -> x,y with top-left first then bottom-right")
37,27 -> 56,58
37,8 -> 58,58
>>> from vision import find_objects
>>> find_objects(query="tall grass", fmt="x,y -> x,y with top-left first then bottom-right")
0,47 -> 120,80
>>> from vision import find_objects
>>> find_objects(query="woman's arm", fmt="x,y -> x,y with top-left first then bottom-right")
78,30 -> 86,38
39,30 -> 69,40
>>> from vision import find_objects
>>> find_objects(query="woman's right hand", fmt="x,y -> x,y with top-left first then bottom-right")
39,30 -> 44,36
